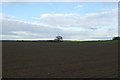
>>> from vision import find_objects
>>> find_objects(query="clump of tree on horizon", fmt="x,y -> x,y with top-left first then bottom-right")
112,36 -> 120,40
54,35 -> 63,42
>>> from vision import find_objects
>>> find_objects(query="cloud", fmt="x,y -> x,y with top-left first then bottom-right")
38,8 -> 117,29
34,8 -> 118,40
1,15 -> 65,40
40,13 -> 80,27
1,8 -> 118,40
75,5 -> 84,9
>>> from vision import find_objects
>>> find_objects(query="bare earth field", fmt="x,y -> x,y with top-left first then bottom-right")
2,41 -> 118,78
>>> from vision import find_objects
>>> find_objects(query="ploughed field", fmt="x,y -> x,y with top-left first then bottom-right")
2,41 -> 118,78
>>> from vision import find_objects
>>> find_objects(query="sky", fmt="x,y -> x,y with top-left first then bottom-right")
0,2 -> 118,40
0,0 -> 119,2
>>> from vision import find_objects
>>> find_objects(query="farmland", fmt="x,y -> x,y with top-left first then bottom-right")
2,40 -> 118,78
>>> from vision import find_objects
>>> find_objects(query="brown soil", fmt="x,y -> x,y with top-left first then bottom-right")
2,41 -> 118,78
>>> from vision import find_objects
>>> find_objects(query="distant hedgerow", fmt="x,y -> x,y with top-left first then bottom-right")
112,37 -> 120,40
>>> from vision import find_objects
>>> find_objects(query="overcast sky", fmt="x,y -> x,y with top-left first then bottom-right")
1,2 -> 118,40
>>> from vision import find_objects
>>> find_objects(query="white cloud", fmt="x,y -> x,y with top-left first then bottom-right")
0,13 -> 16,20
35,8 -> 118,40
40,13 -> 80,27
75,5 -> 84,9
1,8 -> 118,40
1,15 -> 64,40
39,8 -> 117,29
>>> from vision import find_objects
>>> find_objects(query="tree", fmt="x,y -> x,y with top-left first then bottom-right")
54,35 -> 63,42
112,36 -> 120,40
